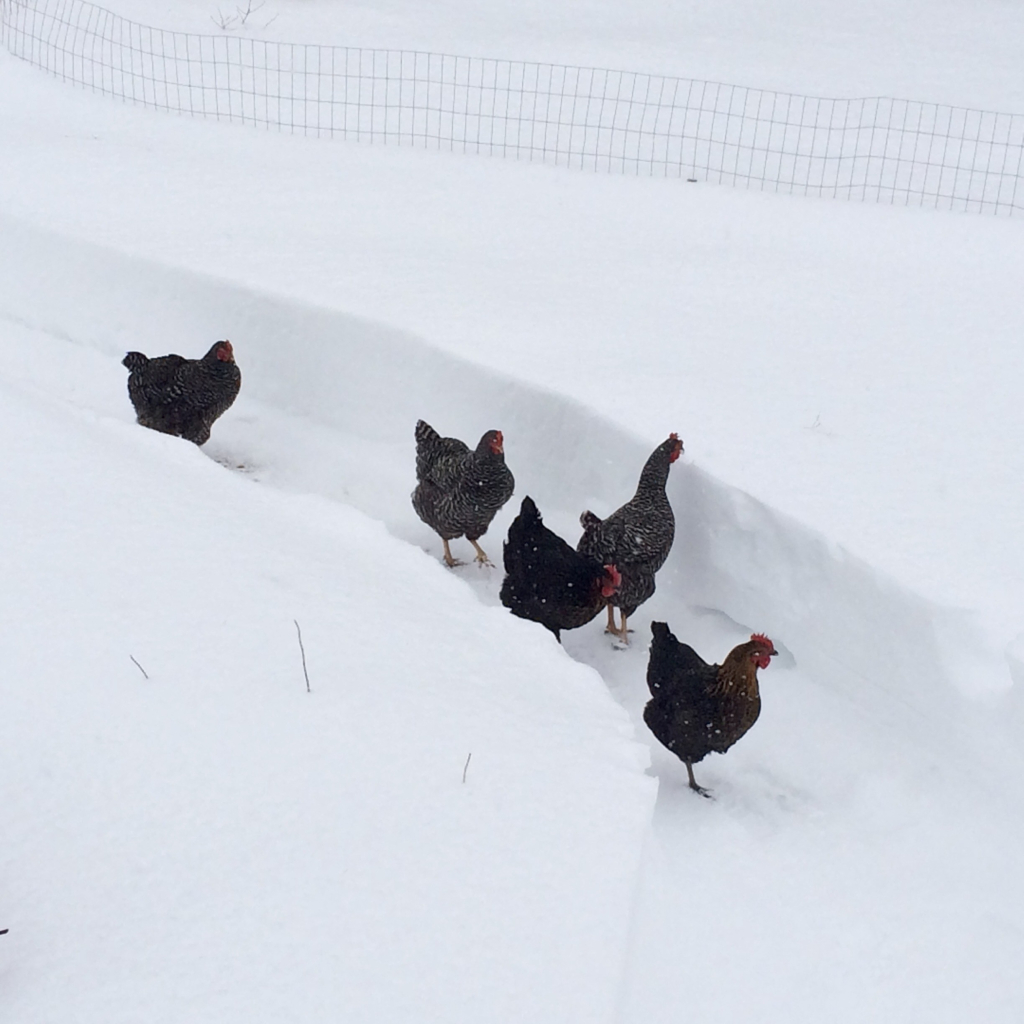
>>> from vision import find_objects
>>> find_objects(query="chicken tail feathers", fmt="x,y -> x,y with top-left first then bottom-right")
414,419 -> 444,481
648,621 -> 716,699
504,496 -> 544,562
503,498 -> 538,574
651,620 -> 674,645
122,351 -> 149,373
647,621 -> 676,695
414,419 -> 440,449
518,495 -> 541,524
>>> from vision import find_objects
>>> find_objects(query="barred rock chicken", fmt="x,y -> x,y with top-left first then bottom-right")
577,433 -> 683,643
123,340 -> 241,446
500,496 -> 622,641
412,419 -> 515,567
644,622 -> 778,797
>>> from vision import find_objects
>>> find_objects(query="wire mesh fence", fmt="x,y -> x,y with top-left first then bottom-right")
4,0 -> 1023,214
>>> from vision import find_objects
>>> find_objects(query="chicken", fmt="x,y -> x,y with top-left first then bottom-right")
577,433 -> 683,642
500,496 -> 621,641
122,340 -> 241,446
412,419 -> 515,566
643,622 -> 778,797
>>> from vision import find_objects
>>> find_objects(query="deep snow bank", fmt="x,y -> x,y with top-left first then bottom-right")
0,212 -> 1010,725
4,214 -> 1024,1024
3,2 -> 1024,1014
4,49 -> 1021,669
0,317 -> 654,1021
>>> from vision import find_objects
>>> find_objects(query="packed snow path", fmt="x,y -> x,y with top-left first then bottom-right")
2,219 -> 1023,1021
0,315 -> 653,1023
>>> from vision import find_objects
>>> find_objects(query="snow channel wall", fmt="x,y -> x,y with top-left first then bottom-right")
0,213 -> 1007,733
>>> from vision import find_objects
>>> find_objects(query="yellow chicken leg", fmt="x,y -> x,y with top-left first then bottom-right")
442,539 -> 464,568
469,539 -> 493,566
605,605 -> 630,643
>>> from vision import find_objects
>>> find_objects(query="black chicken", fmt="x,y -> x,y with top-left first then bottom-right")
123,340 -> 241,446
644,622 -> 778,797
500,496 -> 621,641
577,433 -> 683,643
412,419 -> 515,566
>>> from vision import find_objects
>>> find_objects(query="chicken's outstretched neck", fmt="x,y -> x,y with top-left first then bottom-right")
635,433 -> 683,497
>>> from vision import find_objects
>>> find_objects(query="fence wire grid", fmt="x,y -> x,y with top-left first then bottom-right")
3,0 -> 1024,214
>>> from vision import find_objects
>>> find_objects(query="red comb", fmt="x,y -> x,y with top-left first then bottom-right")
667,432 -> 683,462
751,633 -> 773,647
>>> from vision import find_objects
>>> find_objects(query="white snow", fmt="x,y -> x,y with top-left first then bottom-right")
108,0 -> 1024,110
2,0 -> 1024,1020
0,315 -> 654,1022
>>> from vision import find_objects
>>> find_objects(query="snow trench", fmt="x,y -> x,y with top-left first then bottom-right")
3,212 -> 1023,1022
0,211 -> 1005,718
0,229 -> 660,1022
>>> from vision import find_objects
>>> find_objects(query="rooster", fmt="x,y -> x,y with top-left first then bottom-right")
577,433 -> 683,643
412,419 -> 515,567
500,496 -> 621,641
123,340 -> 241,446
644,622 -> 778,797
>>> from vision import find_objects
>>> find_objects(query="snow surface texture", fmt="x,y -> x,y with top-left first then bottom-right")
0,301 -> 655,1022
7,0 -> 1021,215
2,50 -> 1021,683
3,215 -> 1024,1021
2,0 -> 1024,1019
104,0 -> 1024,111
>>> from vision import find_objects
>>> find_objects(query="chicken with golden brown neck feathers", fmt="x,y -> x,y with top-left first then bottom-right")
644,622 -> 778,797
412,419 -> 515,567
576,433 -> 683,643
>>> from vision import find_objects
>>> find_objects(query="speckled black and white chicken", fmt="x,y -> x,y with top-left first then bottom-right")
576,433 -> 683,642
122,340 -> 241,446
412,419 -> 515,567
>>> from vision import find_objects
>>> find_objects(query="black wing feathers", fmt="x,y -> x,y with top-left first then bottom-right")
501,497 -> 610,639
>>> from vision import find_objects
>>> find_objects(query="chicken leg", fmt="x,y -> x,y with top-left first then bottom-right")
442,539 -> 464,568
605,605 -> 630,644
685,761 -> 713,799
469,539 -> 493,566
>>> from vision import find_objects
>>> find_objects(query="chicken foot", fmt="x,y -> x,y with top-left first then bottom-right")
604,605 -> 631,644
469,539 -> 494,567
685,761 -> 713,799
442,539 -> 465,568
